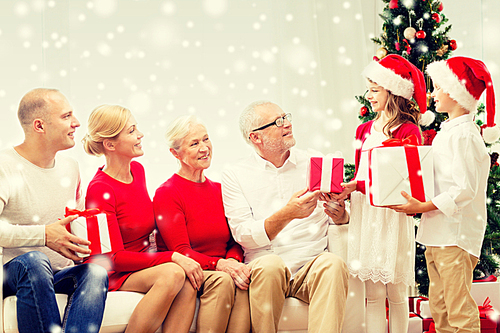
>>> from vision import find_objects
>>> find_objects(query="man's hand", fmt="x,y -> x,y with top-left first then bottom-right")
265,188 -> 321,240
216,258 -> 251,290
171,252 -> 204,291
45,215 -> 91,261
328,180 -> 357,201
320,193 -> 349,224
387,191 -> 437,215
285,188 -> 321,220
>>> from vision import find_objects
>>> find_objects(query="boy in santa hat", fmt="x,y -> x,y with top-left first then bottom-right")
390,56 -> 498,332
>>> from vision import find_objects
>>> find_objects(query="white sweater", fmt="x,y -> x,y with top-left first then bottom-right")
0,147 -> 82,271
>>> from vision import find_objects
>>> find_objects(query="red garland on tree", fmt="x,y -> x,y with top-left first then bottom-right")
422,129 -> 437,145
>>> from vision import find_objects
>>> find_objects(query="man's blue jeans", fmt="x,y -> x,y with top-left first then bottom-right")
3,251 -> 108,333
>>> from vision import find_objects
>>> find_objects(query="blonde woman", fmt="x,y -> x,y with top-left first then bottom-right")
153,115 -> 250,333
83,105 -> 202,333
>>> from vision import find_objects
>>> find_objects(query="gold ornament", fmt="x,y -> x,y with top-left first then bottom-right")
403,27 -> 417,39
427,91 -> 432,107
436,44 -> 449,57
376,47 -> 388,59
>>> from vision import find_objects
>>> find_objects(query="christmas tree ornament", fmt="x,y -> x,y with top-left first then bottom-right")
437,2 -> 444,11
376,47 -> 388,59
389,0 -> 399,9
416,30 -> 426,39
395,42 -> 401,51
449,39 -> 457,50
404,27 -> 417,39
436,44 -> 449,56
427,57 -> 500,143
360,106 -> 369,117
426,90 -> 432,107
432,13 -> 441,23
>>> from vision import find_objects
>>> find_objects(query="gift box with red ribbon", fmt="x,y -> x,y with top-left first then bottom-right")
307,156 -> 344,193
366,135 -> 434,206
65,207 -> 120,258
479,297 -> 498,333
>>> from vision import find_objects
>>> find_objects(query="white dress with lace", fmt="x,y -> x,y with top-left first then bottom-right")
348,124 -> 415,286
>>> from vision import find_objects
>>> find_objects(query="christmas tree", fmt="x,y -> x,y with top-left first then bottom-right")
349,0 -> 500,296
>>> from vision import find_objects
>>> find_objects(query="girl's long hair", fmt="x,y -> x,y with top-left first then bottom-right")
376,91 -> 422,138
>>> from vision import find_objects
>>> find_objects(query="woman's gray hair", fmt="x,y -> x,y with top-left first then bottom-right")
239,100 -> 272,144
165,115 -> 205,150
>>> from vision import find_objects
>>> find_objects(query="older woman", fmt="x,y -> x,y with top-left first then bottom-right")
83,105 -> 203,333
153,115 -> 250,333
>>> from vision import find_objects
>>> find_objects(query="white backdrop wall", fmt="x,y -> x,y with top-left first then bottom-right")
0,0 -> 498,195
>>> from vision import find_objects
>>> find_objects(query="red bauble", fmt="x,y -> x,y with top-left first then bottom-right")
416,30 -> 426,39
438,2 -> 444,11
395,42 -> 401,51
389,0 -> 398,9
432,13 -> 442,23
360,106 -> 369,117
449,39 -> 457,50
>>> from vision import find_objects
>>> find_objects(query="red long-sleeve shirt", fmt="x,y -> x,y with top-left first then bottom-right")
153,173 -> 243,271
86,161 -> 174,291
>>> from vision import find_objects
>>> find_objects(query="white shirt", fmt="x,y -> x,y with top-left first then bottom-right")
0,147 -> 83,270
222,148 -> 331,276
416,114 -> 489,257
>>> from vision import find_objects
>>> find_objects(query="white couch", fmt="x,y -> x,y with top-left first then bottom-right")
1,224 -> 366,333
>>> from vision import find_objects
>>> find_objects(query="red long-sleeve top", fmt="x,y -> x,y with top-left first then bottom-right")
354,120 -> 422,194
86,161 -> 174,291
153,173 -> 243,271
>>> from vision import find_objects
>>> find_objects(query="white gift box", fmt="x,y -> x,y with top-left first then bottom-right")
367,145 -> 434,206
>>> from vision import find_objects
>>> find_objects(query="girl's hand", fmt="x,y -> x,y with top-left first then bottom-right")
387,191 -> 437,215
171,252 -> 204,290
328,180 -> 357,200
216,258 -> 251,290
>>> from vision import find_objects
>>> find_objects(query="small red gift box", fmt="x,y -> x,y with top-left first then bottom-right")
306,156 -> 344,193
479,298 -> 498,333
65,207 -> 119,258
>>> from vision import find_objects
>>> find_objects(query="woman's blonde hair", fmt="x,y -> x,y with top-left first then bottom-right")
82,104 -> 131,156
377,91 -> 422,138
165,115 -> 204,150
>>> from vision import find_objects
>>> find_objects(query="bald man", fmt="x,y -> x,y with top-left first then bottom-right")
0,88 -> 108,333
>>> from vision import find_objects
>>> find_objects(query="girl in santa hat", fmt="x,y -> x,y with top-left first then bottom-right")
332,54 -> 430,332
390,56 -> 497,332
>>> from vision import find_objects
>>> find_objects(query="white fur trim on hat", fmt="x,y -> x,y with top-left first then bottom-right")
362,61 -> 414,100
426,60 -> 479,114
419,110 -> 436,126
483,125 -> 500,144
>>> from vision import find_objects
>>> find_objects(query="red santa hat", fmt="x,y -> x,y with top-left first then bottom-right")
426,56 -> 499,144
362,54 -> 435,126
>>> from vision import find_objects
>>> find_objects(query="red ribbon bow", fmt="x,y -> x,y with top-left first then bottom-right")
480,297 -> 493,311
381,134 -> 420,147
65,207 -> 101,218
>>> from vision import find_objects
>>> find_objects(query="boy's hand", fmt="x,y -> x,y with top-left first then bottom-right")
387,191 -> 436,215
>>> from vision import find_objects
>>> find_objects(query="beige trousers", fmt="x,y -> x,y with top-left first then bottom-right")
248,252 -> 349,333
197,270 -> 250,333
425,246 -> 480,333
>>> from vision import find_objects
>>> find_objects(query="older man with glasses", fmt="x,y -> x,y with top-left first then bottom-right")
221,100 -> 350,333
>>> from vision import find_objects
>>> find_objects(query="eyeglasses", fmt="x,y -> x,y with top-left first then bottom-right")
252,113 -> 292,132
